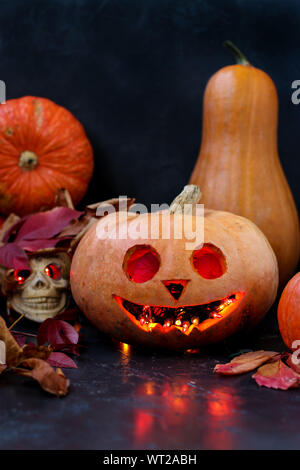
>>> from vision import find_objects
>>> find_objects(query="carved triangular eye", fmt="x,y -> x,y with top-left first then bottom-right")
162,280 -> 189,300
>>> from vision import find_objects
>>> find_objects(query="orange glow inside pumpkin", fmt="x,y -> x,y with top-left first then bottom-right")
192,244 -> 226,279
123,245 -> 160,283
114,292 -> 245,335
162,280 -> 189,300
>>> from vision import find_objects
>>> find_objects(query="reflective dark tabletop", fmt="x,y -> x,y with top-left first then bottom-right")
1,305 -> 299,450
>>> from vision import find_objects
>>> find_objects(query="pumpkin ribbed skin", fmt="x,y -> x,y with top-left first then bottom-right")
278,273 -> 300,350
189,63 -> 300,288
0,96 -> 94,215
71,209 -> 278,351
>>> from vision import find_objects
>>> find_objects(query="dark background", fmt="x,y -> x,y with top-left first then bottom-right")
1,0 -> 299,208
1,0 -> 300,451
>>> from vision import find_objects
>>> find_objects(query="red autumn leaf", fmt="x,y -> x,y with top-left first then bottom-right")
0,243 -> 30,269
16,237 -> 71,252
37,319 -> 79,347
47,352 -> 77,369
252,360 -> 300,390
15,207 -> 83,241
214,350 -> 280,375
15,358 -> 69,396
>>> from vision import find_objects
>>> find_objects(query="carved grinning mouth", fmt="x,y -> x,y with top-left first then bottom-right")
113,292 -> 245,334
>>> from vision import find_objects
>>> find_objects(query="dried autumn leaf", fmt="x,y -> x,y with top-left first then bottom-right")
15,358 -> 70,396
2,215 -> 25,243
22,343 -> 51,361
69,197 -> 136,251
15,207 -> 83,241
0,243 -> 30,270
47,352 -> 77,369
0,316 -> 23,366
16,237 -> 71,252
59,213 -> 92,238
252,360 -> 300,390
37,319 -> 79,347
0,213 -> 21,244
87,197 -> 136,218
214,350 -> 280,375
55,188 -> 74,209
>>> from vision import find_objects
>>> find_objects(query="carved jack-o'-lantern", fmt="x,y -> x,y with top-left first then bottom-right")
70,186 -> 279,350
8,252 -> 71,323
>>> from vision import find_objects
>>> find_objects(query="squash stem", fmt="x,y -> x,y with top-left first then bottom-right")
223,40 -> 250,66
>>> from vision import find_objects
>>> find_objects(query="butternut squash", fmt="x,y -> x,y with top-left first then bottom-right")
189,41 -> 300,287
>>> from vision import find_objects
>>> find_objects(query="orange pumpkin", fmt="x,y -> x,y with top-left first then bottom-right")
70,186 -> 278,350
278,273 -> 300,350
0,96 -> 94,215
189,42 -> 300,288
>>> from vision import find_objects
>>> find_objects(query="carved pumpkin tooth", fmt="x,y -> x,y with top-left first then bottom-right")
211,312 -> 223,319
163,319 -> 172,328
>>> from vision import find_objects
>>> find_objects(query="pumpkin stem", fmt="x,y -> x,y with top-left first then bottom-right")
223,40 -> 250,66
169,185 -> 202,214
19,150 -> 38,171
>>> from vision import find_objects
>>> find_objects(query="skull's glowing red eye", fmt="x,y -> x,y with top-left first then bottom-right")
44,264 -> 62,280
123,245 -> 160,283
192,244 -> 226,279
14,269 -> 31,285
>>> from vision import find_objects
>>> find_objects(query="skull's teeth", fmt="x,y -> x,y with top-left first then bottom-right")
23,297 -> 60,309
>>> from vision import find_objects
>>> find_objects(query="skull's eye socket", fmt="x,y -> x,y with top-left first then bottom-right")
192,244 -> 226,279
123,245 -> 160,283
44,263 -> 62,280
14,269 -> 31,285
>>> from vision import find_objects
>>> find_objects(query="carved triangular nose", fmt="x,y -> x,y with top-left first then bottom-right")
162,280 -> 189,300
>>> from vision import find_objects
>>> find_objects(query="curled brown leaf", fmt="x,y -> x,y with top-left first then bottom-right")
22,343 -> 51,361
15,358 -> 70,396
214,350 -> 280,376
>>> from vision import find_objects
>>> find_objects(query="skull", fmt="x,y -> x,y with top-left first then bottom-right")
8,252 -> 71,323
